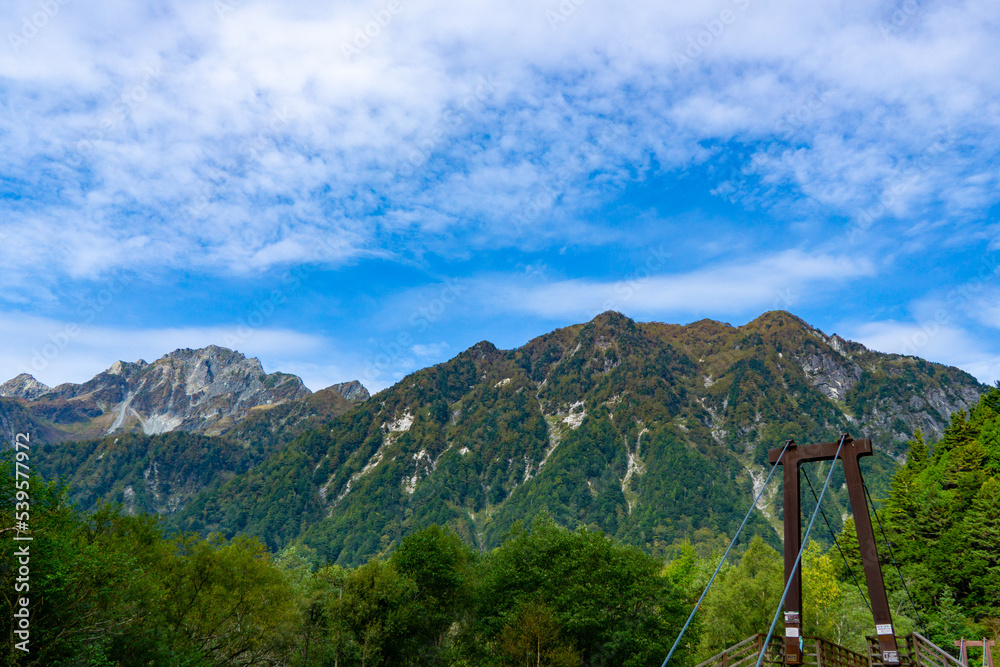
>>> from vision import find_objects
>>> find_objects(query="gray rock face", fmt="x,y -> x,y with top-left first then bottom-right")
328,380 -> 370,402
50,345 -> 313,436
789,325 -> 983,446
0,374 -> 52,400
857,385 -> 983,445
795,346 -> 863,401
0,400 -> 31,447
1,346 -> 329,440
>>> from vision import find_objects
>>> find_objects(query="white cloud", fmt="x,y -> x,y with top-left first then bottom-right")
411,342 -> 449,358
2,0 -> 1000,298
470,248 -> 876,319
845,318 -> 998,384
965,286 -> 1000,331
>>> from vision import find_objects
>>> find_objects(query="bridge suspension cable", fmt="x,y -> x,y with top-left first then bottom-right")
862,480 -> 927,635
660,439 -> 794,667
800,466 -> 872,615
754,435 -> 847,667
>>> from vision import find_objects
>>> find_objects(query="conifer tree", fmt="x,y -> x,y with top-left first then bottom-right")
960,477 -> 1000,616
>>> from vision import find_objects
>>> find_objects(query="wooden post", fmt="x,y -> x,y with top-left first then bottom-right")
954,639 -> 995,667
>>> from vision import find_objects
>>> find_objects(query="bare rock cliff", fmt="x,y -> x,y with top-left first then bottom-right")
2,346 -> 370,441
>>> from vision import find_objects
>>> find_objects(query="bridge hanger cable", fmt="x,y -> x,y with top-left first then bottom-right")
800,466 -> 873,615
660,439 -> 794,667
755,435 -> 848,667
862,480 -> 928,635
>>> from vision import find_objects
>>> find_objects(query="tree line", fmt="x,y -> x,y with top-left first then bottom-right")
3,385 -> 999,666
0,474 -> 689,666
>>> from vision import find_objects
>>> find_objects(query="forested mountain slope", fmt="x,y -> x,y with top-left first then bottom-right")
881,392 -> 1000,623
171,310 -> 985,564
6,386 -> 998,667
32,383 -> 368,515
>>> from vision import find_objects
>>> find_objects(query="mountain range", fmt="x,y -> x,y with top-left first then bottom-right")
15,310 -> 986,565
0,345 -> 368,445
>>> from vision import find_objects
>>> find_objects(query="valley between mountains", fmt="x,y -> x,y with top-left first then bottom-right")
4,310 -> 985,565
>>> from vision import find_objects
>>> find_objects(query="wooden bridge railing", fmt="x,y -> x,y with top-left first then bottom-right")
910,633 -> 967,667
694,634 -> 784,667
697,633 -> 964,667
867,635 -> 911,667
804,636 -> 870,667
866,633 -> 968,667
695,635 -> 865,667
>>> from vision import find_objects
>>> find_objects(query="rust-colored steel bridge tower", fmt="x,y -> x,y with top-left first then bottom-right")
663,434 -> 976,667
768,436 -> 899,666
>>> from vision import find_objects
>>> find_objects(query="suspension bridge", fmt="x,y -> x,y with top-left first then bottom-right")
661,435 -> 992,667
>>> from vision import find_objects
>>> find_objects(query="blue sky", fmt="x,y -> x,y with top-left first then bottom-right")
2,0 -> 999,393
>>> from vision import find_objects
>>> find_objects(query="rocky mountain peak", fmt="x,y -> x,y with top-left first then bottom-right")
162,344 -> 237,360
106,359 -> 150,377
827,333 -> 870,360
588,310 -> 634,328
158,345 -> 254,372
328,380 -> 370,402
0,373 -> 51,400
27,312 -> 989,567
5,345 -> 322,440
745,309 -> 809,328
461,340 -> 502,364
581,310 -> 641,344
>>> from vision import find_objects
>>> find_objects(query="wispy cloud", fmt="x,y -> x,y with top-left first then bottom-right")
3,0 -> 1000,395
469,249 -> 877,319
847,319 -> 999,385
840,261 -> 1000,385
411,342 -> 449,358
2,0 -> 999,299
